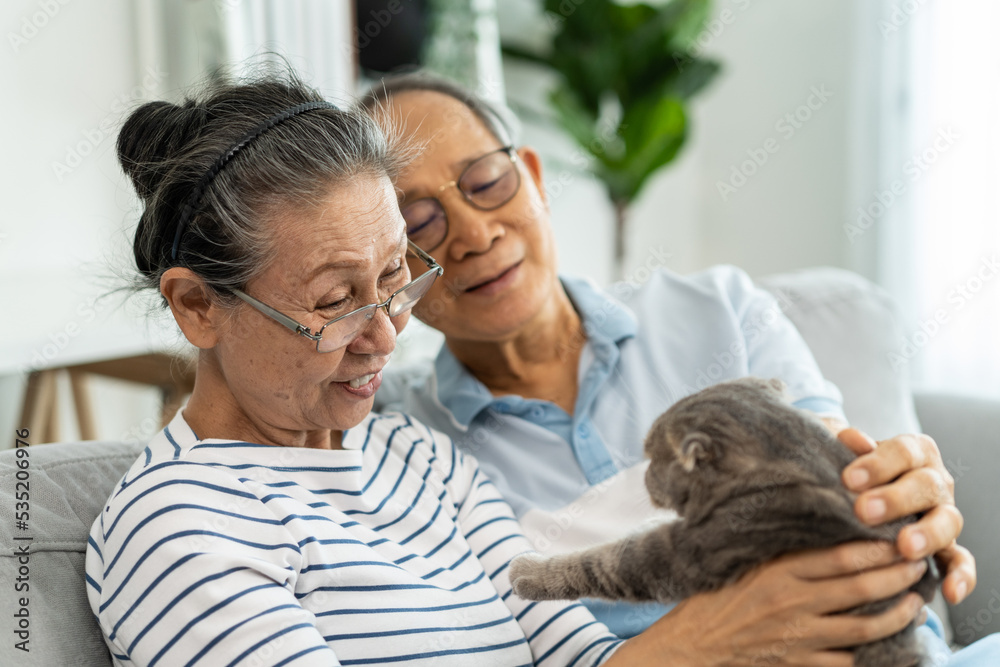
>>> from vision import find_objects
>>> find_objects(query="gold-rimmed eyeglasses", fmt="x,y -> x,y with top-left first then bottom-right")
399,146 -> 520,251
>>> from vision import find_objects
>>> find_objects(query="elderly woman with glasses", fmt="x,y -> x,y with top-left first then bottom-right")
83,73 -> 704,666
364,75 -> 996,665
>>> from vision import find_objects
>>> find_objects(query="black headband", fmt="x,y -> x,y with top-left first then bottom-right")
170,100 -> 339,261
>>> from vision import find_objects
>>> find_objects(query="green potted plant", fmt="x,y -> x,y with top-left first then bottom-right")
504,0 -> 720,277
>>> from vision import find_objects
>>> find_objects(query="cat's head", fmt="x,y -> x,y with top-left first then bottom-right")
643,377 -> 799,512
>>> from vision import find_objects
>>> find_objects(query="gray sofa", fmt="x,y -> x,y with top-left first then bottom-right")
0,441 -> 143,666
2,268 -> 998,666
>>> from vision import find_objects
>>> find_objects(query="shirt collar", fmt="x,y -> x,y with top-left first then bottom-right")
432,346 -> 494,428
432,276 -> 638,427
561,274 -> 638,345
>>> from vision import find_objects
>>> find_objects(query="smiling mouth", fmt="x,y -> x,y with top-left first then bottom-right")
466,261 -> 521,292
348,373 -> 377,388
339,369 -> 383,398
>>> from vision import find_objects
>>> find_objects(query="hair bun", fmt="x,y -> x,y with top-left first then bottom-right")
117,99 -> 208,201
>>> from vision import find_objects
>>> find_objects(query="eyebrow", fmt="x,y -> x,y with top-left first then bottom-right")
306,229 -> 407,282
451,153 -> 482,173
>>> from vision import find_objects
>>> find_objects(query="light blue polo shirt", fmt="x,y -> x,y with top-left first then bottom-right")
377,265 -> 846,637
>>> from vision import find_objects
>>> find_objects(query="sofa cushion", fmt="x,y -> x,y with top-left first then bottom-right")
913,391 -> 1000,645
0,440 -> 143,667
758,267 -> 922,439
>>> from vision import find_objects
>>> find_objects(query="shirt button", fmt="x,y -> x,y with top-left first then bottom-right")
530,407 -> 544,420
577,423 -> 590,437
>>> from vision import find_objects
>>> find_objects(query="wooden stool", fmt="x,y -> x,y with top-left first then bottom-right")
19,353 -> 196,443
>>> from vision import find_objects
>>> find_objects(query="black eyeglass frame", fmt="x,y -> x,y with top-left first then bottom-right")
230,240 -> 443,353
400,146 -> 520,251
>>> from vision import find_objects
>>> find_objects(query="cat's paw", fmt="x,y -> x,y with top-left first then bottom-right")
509,554 -> 561,601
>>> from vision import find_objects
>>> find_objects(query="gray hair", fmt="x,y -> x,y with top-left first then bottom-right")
360,71 -> 521,147
119,70 -> 408,306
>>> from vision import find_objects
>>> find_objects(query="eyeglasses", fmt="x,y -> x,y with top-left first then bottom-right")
230,241 -> 443,353
400,146 -> 520,251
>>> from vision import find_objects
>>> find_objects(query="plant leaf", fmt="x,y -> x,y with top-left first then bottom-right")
511,0 -> 720,206
617,95 -> 688,202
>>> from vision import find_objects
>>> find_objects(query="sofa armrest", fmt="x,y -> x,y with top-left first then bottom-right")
0,441 -> 142,666
913,390 -> 1000,645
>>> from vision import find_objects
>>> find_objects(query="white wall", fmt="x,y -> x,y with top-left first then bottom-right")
0,0 -> 158,445
2,0 -> 140,277
500,0 -> 878,284
0,0 -> 356,445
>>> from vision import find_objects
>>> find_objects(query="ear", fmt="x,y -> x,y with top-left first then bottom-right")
517,145 -> 546,206
759,378 -> 788,399
159,267 -> 225,350
678,431 -> 714,472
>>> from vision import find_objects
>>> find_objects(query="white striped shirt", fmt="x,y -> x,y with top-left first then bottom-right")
85,410 -> 622,666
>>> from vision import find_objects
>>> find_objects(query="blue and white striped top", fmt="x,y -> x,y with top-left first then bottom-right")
85,410 -> 622,666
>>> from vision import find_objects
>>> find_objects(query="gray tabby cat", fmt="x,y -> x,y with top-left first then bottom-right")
510,377 -> 938,667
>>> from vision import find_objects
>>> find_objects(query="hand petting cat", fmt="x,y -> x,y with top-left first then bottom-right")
511,379 -> 941,666
610,543 -> 929,667
836,427 -> 975,605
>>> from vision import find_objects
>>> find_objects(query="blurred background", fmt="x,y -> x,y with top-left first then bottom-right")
1,0 -> 997,445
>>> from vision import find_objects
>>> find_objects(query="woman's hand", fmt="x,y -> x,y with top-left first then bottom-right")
838,428 -> 976,604
607,541 -> 926,666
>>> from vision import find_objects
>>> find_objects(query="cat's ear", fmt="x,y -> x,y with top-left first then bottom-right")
750,377 -> 790,403
679,432 -> 713,471
765,378 -> 788,396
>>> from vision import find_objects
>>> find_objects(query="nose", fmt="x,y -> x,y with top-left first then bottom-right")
346,305 -> 397,357
440,189 -> 504,262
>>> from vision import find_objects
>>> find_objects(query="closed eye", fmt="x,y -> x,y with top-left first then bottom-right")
467,175 -> 504,195
380,264 -> 404,282
408,216 -> 436,235
318,297 -> 351,312
402,201 -> 443,235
